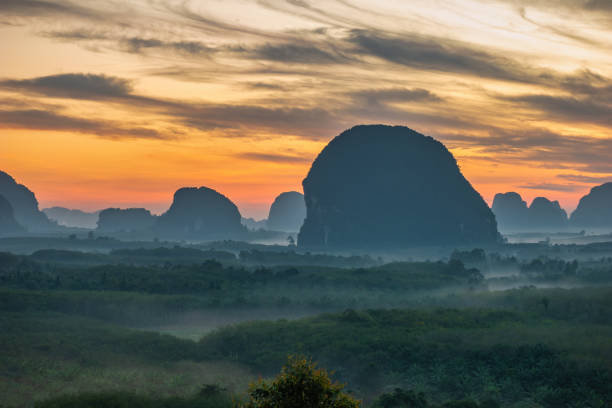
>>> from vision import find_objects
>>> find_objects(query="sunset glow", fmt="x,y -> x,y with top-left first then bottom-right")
1,0 -> 611,218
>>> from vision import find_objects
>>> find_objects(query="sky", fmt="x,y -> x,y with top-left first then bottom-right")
0,0 -> 611,219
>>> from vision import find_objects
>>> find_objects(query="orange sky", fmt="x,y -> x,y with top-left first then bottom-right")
1,0 -> 611,218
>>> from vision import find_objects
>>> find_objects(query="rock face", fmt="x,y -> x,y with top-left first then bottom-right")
492,192 -> 568,232
44,207 -> 99,229
156,187 -> 246,240
570,183 -> 612,228
528,197 -> 568,231
0,170 -> 57,232
97,208 -> 156,233
297,125 -> 499,248
491,192 -> 529,232
0,194 -> 25,235
266,191 -> 306,232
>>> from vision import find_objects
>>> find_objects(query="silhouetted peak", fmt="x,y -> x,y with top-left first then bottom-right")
97,208 -> 156,232
267,191 -> 306,232
570,182 -> 612,228
0,169 -> 57,232
298,125 -> 499,248
156,186 -> 246,240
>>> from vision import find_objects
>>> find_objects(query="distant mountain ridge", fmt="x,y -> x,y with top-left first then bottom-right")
570,182 -> 612,228
492,192 -> 568,232
156,186 -> 246,240
0,170 -> 58,232
43,207 -> 100,229
267,191 -> 306,232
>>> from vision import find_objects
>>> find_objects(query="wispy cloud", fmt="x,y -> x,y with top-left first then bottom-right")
235,152 -> 312,163
0,73 -> 132,99
0,108 -> 169,140
519,182 -> 583,192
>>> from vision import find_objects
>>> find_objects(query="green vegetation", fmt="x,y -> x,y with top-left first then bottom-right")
3,242 -> 612,407
198,308 -> 612,406
242,356 -> 359,408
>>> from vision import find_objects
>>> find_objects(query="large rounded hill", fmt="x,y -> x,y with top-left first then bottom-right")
298,125 -> 499,248
156,187 -> 246,240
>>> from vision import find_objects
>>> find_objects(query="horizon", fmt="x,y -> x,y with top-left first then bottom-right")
3,154 -> 604,220
2,0 -> 612,219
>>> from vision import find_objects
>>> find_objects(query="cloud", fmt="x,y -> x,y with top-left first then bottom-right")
0,109 -> 167,140
119,37 -> 213,56
243,82 -> 288,90
0,0 -> 95,18
247,42 -> 347,64
178,104 -> 345,138
519,183 -> 583,192
504,94 -> 612,126
443,128 -> 612,174
349,88 -> 443,105
558,174 -> 612,184
0,73 -> 132,100
235,152 -> 312,163
348,30 -> 530,82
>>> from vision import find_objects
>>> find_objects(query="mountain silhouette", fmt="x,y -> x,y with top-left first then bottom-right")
570,182 -> 612,228
156,187 -> 246,240
528,197 -> 568,231
44,207 -> 100,229
0,194 -> 25,235
492,192 -> 568,232
298,125 -> 499,248
491,192 -> 529,232
0,170 -> 57,232
97,208 -> 156,233
266,191 -> 306,232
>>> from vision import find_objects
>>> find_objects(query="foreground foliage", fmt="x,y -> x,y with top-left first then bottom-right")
242,356 -> 360,408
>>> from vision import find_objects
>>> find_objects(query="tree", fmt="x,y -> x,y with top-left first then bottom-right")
287,236 -> 296,247
242,356 -> 360,408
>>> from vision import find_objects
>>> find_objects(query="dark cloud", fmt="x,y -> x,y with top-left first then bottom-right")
179,104 -> 344,138
41,29 -> 108,41
235,152 -> 312,163
0,109 -> 167,140
120,38 -> 212,56
243,82 -> 288,90
247,42 -> 348,64
558,174 -> 612,184
0,0 -> 94,18
349,88 -> 443,105
504,94 -> 612,126
443,128 -> 612,174
519,183 -> 582,192
348,30 -> 528,82
0,73 -> 132,100
43,30 -> 214,57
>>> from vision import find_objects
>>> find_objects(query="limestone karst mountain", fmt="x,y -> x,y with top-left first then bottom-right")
0,170 -> 57,232
528,197 -> 568,231
266,191 -> 306,232
156,187 -> 246,240
0,194 -> 25,235
491,192 -> 529,232
492,192 -> 568,232
298,125 -> 499,248
44,207 -> 100,229
570,182 -> 612,228
97,208 -> 156,233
